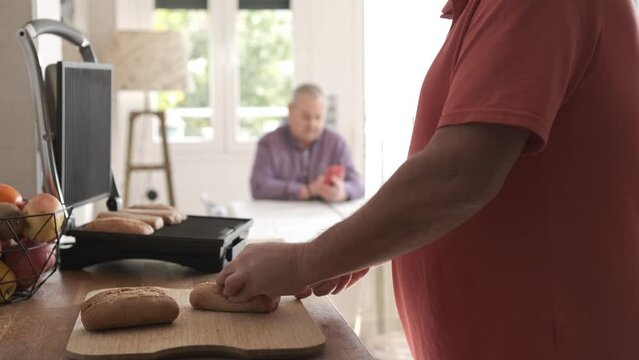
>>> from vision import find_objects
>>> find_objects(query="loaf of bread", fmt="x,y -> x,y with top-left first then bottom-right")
130,204 -> 188,222
120,208 -> 182,225
189,282 -> 279,313
96,211 -> 164,230
81,287 -> 180,331
83,217 -> 154,235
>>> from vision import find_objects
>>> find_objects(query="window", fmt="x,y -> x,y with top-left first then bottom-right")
154,0 -> 293,146
235,8 -> 292,142
153,8 -> 212,142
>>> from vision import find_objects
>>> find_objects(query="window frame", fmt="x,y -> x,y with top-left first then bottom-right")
155,0 -> 293,154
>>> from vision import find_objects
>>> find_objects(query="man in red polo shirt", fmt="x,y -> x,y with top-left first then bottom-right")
218,0 -> 639,358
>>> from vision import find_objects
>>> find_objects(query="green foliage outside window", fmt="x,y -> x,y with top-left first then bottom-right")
153,8 -> 293,142
154,9 -> 209,109
236,9 -> 293,141
237,10 -> 292,108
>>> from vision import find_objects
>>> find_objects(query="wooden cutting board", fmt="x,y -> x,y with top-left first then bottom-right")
65,288 -> 326,359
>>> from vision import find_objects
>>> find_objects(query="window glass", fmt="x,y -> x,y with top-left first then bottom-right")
235,8 -> 293,142
153,9 -> 213,142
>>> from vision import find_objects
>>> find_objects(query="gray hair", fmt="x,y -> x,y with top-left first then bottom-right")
290,83 -> 324,105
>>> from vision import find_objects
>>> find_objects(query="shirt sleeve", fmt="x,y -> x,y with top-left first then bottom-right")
440,0 -> 593,153
250,137 -> 304,200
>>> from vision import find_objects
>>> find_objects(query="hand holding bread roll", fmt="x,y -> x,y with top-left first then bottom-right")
83,217 -> 154,235
96,211 -> 164,230
189,282 -> 279,313
81,287 -> 179,331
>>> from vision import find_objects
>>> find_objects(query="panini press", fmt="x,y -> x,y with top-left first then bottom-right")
19,19 -> 251,273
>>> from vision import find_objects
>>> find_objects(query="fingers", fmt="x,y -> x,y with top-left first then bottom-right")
295,286 -> 313,300
331,175 -> 345,185
215,263 -> 234,287
221,271 -> 246,299
293,269 -> 370,300
331,273 -> 352,294
311,278 -> 339,296
347,268 -> 370,288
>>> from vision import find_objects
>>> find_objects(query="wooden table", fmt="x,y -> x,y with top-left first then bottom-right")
228,200 -> 345,243
0,260 -> 373,360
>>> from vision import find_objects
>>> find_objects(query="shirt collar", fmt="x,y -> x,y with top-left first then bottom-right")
285,125 -> 322,151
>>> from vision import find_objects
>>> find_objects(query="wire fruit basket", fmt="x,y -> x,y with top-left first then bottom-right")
0,206 -> 71,305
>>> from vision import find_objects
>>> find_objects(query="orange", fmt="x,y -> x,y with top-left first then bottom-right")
0,184 -> 22,205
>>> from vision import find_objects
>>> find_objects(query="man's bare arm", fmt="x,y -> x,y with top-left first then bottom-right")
303,123 -> 530,284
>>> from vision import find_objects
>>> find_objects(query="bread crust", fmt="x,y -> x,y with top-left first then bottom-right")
120,208 -> 182,225
130,204 -> 188,222
129,204 -> 174,211
96,211 -> 164,230
83,217 -> 154,235
189,282 -> 279,313
81,287 -> 180,331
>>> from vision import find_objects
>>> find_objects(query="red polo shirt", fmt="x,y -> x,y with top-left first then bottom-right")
392,1 -> 639,359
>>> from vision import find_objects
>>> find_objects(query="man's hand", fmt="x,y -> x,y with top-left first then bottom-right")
294,268 -> 369,299
216,242 -> 313,302
314,176 -> 347,202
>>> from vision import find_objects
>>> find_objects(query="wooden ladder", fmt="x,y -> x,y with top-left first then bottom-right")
124,110 -> 175,207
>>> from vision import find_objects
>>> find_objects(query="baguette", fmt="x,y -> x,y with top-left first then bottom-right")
96,211 -> 164,230
189,282 -> 279,313
83,217 -> 154,235
81,287 -> 180,331
120,208 -> 182,225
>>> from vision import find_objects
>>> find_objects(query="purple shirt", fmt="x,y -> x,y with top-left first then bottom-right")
250,125 -> 364,201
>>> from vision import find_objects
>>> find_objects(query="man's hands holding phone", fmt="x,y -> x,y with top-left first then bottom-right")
323,164 -> 345,185
308,164 -> 347,202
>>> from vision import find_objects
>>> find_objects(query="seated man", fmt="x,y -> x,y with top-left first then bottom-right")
250,83 -> 364,202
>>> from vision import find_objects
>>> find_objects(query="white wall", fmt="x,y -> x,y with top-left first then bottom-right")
0,0 -> 67,197
362,0 -> 451,339
0,0 -> 41,198
364,0 -> 450,193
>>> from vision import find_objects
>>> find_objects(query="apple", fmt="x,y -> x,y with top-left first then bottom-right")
22,193 -> 64,243
3,242 -> 56,291
0,202 -> 25,242
0,260 -> 17,303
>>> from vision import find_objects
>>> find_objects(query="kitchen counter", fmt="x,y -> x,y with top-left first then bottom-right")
0,259 -> 374,360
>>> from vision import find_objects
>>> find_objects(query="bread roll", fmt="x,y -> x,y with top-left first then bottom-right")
83,217 -> 154,235
120,208 -> 182,225
130,204 -> 188,222
130,203 -> 174,211
189,282 -> 279,313
81,287 -> 180,331
96,211 -> 164,230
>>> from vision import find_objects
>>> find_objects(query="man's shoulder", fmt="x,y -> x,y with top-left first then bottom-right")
320,128 -> 348,145
259,125 -> 289,144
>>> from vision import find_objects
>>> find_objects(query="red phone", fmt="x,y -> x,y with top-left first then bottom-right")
323,164 -> 345,185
